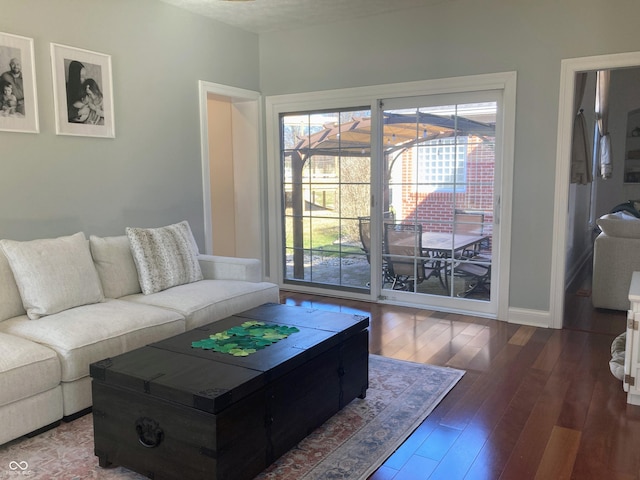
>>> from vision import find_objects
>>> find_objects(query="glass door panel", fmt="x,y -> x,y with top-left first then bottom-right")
281,108 -> 372,291
382,101 -> 497,301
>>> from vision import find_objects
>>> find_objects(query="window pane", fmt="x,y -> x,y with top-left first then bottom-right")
281,107 -> 371,291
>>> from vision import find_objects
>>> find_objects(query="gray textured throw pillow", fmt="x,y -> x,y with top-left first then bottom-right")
126,221 -> 203,295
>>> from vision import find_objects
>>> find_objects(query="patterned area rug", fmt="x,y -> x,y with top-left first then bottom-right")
0,355 -> 463,480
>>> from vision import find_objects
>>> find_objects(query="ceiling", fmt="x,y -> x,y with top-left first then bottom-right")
159,0 -> 447,34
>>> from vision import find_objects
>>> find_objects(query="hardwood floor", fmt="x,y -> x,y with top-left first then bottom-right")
279,288 -> 638,480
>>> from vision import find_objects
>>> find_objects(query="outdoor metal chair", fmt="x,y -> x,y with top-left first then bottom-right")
384,223 -> 442,291
358,216 -> 372,264
454,254 -> 491,297
454,211 -> 485,257
358,214 -> 396,286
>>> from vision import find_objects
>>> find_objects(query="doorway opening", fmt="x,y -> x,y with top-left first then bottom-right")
552,51 -> 640,331
198,81 -> 266,271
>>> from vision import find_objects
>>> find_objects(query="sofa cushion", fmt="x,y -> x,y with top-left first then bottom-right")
0,332 -> 61,407
0,386 -> 63,446
0,232 -> 104,320
597,211 -> 640,238
90,235 -> 142,298
0,299 -> 185,382
122,279 -> 281,330
0,249 -> 26,322
126,221 -> 203,295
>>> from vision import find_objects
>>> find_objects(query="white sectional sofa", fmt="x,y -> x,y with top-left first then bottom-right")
0,222 -> 279,446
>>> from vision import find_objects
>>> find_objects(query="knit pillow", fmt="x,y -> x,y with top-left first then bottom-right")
610,332 -> 626,381
126,221 -> 203,295
0,232 -> 104,319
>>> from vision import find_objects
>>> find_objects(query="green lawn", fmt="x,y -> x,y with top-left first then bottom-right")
284,214 -> 363,257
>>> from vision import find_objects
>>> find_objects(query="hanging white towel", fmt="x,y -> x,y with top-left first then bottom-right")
600,134 -> 612,179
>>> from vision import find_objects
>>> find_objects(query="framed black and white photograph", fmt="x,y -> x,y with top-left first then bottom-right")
51,43 -> 114,138
0,32 -> 39,134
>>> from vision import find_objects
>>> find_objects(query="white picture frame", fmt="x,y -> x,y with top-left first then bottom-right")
0,32 -> 39,134
51,43 -> 114,138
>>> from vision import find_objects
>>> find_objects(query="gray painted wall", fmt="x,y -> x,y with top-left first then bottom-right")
258,0 -> 640,312
0,0 -> 259,248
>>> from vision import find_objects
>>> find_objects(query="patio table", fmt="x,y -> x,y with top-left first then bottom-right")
390,231 -> 489,291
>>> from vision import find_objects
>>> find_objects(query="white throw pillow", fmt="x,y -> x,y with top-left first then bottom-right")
126,221 -> 203,295
90,235 -> 142,298
0,249 -> 26,321
0,232 -> 104,319
596,212 -> 640,238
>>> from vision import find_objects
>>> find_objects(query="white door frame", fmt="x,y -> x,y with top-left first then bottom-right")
198,81 -> 264,260
266,72 -> 516,320
550,51 -> 640,329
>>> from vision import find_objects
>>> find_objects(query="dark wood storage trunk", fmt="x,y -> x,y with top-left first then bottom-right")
90,304 -> 369,480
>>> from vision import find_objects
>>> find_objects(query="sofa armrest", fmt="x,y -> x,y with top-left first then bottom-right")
198,255 -> 262,282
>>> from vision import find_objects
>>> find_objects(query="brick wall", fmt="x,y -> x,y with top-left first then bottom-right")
394,137 -> 494,236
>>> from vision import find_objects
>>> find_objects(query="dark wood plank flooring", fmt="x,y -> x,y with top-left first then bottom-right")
279,286 -> 638,480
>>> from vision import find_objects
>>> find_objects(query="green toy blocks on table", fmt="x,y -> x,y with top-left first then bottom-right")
191,321 -> 300,356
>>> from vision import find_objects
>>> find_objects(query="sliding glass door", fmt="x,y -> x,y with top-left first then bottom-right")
272,78 -> 511,318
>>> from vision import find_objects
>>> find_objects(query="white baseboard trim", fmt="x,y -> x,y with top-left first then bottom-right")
507,307 -> 552,328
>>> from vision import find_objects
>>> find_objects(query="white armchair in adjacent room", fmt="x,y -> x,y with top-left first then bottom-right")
592,211 -> 640,310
